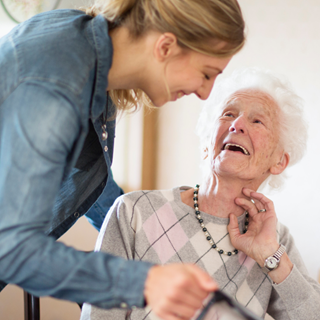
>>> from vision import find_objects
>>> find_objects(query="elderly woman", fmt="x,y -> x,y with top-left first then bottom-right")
80,68 -> 320,320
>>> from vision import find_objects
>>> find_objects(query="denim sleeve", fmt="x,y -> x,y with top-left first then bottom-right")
85,170 -> 124,231
0,82 -> 152,308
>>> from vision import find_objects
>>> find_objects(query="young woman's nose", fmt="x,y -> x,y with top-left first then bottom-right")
229,116 -> 247,134
197,79 -> 216,100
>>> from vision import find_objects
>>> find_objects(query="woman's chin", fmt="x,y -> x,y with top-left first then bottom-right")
215,157 -> 247,172
214,163 -> 248,179
150,96 -> 168,107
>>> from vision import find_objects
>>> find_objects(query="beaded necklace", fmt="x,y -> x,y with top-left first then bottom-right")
193,184 -> 249,256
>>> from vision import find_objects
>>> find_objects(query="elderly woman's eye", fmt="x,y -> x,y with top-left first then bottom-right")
205,74 -> 210,80
223,112 -> 234,117
254,119 -> 263,124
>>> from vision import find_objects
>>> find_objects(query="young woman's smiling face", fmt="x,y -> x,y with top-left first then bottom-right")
207,89 -> 286,185
163,49 -> 232,103
145,41 -> 232,107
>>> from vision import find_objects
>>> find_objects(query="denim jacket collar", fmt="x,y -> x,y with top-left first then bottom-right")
90,14 -> 113,121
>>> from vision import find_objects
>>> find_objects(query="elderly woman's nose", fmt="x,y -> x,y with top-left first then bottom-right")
229,117 -> 247,134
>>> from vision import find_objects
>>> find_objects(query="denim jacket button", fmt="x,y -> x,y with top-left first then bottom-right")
102,132 -> 108,141
120,302 -> 128,309
74,212 -> 80,218
104,146 -> 108,152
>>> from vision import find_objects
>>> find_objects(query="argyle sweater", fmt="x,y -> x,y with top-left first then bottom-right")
81,186 -> 320,320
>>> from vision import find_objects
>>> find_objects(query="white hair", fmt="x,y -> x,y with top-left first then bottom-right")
196,67 -> 308,190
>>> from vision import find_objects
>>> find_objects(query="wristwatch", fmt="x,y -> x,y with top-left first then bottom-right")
262,244 -> 286,274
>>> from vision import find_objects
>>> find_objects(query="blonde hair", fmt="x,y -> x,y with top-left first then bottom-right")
85,0 -> 245,112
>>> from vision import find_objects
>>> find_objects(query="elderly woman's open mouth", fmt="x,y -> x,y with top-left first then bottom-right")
222,143 -> 250,155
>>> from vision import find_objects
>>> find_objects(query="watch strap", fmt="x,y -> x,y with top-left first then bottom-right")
262,244 -> 286,274
273,244 -> 286,261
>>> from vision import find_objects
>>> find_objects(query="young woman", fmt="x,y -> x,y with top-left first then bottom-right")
0,0 -> 245,319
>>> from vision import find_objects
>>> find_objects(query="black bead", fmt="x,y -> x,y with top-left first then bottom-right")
194,204 -> 198,208
246,212 -> 249,218
206,236 -> 211,240
243,229 -> 247,234
193,197 -> 197,201
196,184 -> 200,188
219,250 -> 224,254
234,249 -> 238,254
199,219 -> 203,223
194,190 -> 198,194
203,227 -> 207,232
245,221 -> 249,225
228,252 -> 232,256
195,211 -> 200,214
212,244 -> 217,248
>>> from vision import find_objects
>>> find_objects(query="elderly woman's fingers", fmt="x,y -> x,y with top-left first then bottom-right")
242,188 -> 275,212
234,197 -> 260,216
241,188 -> 264,211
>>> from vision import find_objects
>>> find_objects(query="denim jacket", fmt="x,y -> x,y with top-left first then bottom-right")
0,9 -> 152,309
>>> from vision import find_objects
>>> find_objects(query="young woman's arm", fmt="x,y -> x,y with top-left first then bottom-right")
0,82 -> 152,309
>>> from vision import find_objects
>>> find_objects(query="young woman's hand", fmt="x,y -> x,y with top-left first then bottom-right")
144,263 -> 218,320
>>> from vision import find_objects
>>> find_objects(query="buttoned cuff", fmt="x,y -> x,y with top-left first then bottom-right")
99,259 -> 154,310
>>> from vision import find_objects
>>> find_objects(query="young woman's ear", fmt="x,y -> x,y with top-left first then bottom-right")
154,33 -> 180,62
270,152 -> 290,175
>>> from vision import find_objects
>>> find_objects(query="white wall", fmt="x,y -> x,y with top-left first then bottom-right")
156,0 -> 320,281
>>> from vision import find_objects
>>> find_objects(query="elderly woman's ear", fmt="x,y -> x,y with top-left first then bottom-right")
270,152 -> 290,175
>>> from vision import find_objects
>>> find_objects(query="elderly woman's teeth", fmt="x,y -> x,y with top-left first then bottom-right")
177,92 -> 184,99
224,143 -> 249,155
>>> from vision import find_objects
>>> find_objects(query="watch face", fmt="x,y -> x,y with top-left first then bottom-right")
266,257 -> 278,269
1,0 -> 61,23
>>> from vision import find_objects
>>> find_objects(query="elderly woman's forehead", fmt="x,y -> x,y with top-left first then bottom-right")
225,89 -> 278,107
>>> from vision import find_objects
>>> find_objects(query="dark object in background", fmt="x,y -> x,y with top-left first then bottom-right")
24,291 -> 39,320
196,290 -> 263,320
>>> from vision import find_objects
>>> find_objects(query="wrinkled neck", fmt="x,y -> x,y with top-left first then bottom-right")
182,174 -> 260,218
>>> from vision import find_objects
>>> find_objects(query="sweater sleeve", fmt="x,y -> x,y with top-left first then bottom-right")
267,223 -> 320,320
81,195 -> 154,320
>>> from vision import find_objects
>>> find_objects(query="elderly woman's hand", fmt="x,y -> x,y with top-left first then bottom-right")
227,187 -> 280,267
